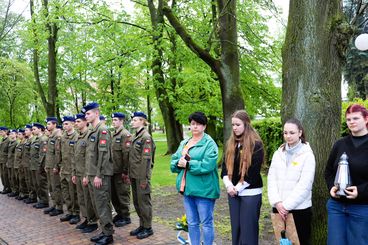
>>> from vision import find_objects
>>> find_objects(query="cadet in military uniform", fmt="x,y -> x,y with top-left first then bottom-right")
72,113 -> 98,233
59,116 -> 80,224
44,117 -> 64,216
110,112 -> 132,227
6,129 -> 18,197
13,129 -> 25,198
0,127 -> 11,194
23,124 -> 35,203
30,123 -> 49,209
129,112 -> 155,239
83,102 -> 114,245
16,129 -> 28,200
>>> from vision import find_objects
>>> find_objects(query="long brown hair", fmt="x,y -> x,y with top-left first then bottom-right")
225,110 -> 263,182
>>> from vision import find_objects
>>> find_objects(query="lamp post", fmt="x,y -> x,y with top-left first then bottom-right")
355,21 -> 368,51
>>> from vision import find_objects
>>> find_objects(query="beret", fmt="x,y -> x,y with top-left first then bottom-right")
62,116 -> 75,123
25,124 -> 32,129
45,117 -> 58,123
0,126 -> 8,131
131,111 -> 147,119
18,129 -> 25,133
75,113 -> 86,120
9,129 -> 17,133
81,102 -> 99,113
111,112 -> 125,119
32,123 -> 45,130
99,115 -> 106,120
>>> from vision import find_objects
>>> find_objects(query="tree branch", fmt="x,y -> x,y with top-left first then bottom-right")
162,2 -> 219,71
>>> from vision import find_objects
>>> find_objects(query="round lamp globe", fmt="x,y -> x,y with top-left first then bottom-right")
355,33 -> 368,51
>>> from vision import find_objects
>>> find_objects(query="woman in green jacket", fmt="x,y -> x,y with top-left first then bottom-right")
171,112 -> 219,245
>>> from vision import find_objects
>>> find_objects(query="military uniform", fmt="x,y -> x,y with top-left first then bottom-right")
60,130 -> 79,218
111,125 -> 132,224
23,136 -> 34,201
6,139 -> 17,194
13,139 -> 25,196
129,127 -> 155,230
30,133 -> 48,205
45,129 -> 63,211
73,127 -> 97,228
86,121 -> 114,236
0,136 -> 11,193
18,137 -> 29,199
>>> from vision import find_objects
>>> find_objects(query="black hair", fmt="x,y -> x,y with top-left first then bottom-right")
188,111 -> 208,125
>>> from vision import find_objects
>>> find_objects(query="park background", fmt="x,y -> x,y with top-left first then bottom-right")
1,0 -> 368,244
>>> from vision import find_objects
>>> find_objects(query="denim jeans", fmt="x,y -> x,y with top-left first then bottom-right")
327,198 -> 368,245
183,195 -> 216,245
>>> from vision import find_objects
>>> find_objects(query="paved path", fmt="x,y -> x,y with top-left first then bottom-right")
0,191 -> 178,245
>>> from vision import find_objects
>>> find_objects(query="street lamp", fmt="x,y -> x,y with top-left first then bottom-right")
355,21 -> 368,51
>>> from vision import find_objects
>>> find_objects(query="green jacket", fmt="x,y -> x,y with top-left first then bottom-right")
30,135 -> 48,170
60,130 -> 78,175
171,133 -> 220,199
45,130 -> 61,169
22,137 -> 32,168
14,140 -> 24,169
86,122 -> 113,177
6,140 -> 17,168
128,128 -> 155,180
111,126 -> 131,174
0,137 -> 9,165
72,129 -> 88,177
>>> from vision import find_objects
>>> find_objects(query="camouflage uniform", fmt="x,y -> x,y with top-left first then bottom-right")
129,128 -> 155,229
86,121 -> 114,236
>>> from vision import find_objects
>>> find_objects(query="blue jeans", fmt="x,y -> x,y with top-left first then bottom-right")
327,198 -> 368,245
183,195 -> 216,245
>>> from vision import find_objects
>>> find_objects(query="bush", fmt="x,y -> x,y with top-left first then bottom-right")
252,118 -> 283,168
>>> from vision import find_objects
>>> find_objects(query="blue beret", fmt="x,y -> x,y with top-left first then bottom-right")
45,117 -> 58,123
111,112 -> 125,119
0,126 -> 8,131
99,115 -> 106,120
9,129 -> 17,133
56,125 -> 63,129
132,111 -> 147,119
18,129 -> 25,133
75,113 -> 86,120
25,124 -> 32,129
81,102 -> 99,113
62,116 -> 75,123
32,123 -> 45,130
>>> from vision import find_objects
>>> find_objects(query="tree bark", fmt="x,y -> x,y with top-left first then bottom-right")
42,0 -> 58,117
282,1 -> 343,243
148,0 -> 183,154
163,0 -> 244,144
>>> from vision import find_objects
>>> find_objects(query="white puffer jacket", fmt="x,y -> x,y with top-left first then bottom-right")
267,143 -> 316,210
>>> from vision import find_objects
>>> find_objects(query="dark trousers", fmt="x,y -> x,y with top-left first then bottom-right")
272,207 -> 312,245
88,175 -> 114,236
131,178 -> 152,228
111,173 -> 131,218
228,194 -> 262,245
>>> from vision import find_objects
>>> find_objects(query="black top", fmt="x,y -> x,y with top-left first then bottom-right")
324,134 -> 368,204
221,141 -> 264,189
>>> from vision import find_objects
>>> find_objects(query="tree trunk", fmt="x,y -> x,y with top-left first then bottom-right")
163,0 -> 244,147
282,1 -> 343,243
148,0 -> 183,154
43,0 -> 58,117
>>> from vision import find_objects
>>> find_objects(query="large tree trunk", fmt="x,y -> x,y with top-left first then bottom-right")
43,0 -> 58,117
163,0 -> 244,146
148,0 -> 183,154
282,1 -> 343,243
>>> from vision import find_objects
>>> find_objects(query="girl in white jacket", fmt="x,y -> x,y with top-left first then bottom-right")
267,118 -> 316,245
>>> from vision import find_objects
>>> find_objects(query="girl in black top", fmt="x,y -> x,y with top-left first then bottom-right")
324,104 -> 368,245
221,110 -> 264,245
